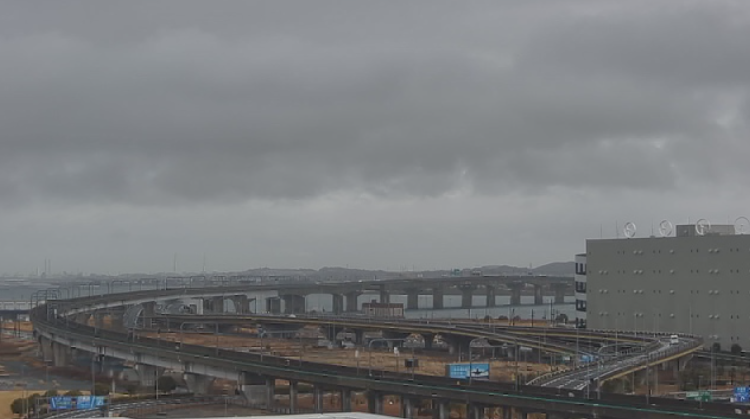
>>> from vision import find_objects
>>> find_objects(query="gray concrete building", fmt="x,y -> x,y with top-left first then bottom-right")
578,223 -> 750,350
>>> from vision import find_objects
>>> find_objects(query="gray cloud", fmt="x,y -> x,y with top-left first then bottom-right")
1,1 -> 749,274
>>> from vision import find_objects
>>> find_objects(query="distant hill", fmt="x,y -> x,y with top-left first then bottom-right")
531,261 -> 574,276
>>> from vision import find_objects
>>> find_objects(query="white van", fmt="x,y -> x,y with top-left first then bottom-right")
669,334 -> 679,345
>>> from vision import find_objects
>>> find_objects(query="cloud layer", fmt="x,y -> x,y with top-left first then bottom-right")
1,1 -> 749,275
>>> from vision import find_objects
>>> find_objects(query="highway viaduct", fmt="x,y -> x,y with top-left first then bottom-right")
31,286 -> 745,419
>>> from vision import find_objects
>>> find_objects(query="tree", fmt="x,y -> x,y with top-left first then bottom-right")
64,390 -> 83,397
125,383 -> 140,396
43,390 -> 59,398
712,342 -> 722,353
555,314 -> 569,324
93,383 -> 110,396
157,375 -> 178,393
10,398 -> 25,416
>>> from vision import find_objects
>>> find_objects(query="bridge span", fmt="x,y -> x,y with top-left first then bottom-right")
30,284 -> 742,419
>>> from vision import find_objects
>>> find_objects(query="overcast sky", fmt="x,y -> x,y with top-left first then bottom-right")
1,1 -> 749,276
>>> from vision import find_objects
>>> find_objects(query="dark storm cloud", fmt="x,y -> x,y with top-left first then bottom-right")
1,1 -> 749,207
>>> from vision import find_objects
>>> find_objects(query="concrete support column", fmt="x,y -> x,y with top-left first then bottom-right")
345,291 -> 362,312
486,285 -> 496,307
331,294 -> 344,315
508,283 -> 523,306
136,364 -> 163,387
423,333 -> 434,350
142,301 -> 156,328
212,297 -> 225,313
533,285 -> 543,305
406,289 -> 420,310
266,377 -> 276,410
402,397 -> 416,418
74,313 -> 91,325
501,406 -> 511,419
460,284 -> 476,309
313,385 -> 324,413
432,287 -> 444,309
341,388 -> 352,412
288,381 -> 298,413
379,285 -> 390,304
368,391 -> 383,414
282,295 -> 305,314
467,403 -> 484,419
552,283 -> 567,304
233,295 -> 249,314
51,342 -> 69,367
266,297 -> 281,315
432,400 -> 449,419
239,372 -> 267,405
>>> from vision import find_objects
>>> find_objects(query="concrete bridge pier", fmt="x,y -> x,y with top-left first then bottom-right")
135,364 -> 164,387
368,391 -> 383,414
288,381 -> 298,413
94,312 -> 105,330
240,372 -> 268,405
331,294 -> 344,315
401,396 -> 416,419
142,301 -> 156,328
110,312 -> 125,330
432,399 -> 449,419
74,313 -> 91,325
265,377 -> 276,410
379,285 -> 390,304
341,388 -> 352,412
232,295 -> 250,313
406,289 -> 420,310
459,284 -> 476,309
552,283 -> 567,304
432,287 -> 444,309
345,291 -> 361,312
508,283 -> 523,306
39,337 -> 53,362
266,297 -> 281,315
282,294 -> 306,314
313,384 -> 324,413
486,285 -> 496,307
211,297 -> 225,313
51,341 -> 70,367
184,372 -> 214,395
533,285 -> 544,305
467,403 -> 485,419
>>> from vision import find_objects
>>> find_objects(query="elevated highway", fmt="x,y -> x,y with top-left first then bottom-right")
31,286 -> 736,419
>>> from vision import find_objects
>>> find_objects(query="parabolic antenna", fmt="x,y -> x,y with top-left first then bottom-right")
658,220 -> 673,237
735,217 -> 750,235
623,222 -> 637,239
695,219 -> 711,236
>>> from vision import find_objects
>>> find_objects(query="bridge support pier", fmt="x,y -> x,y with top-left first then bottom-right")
136,364 -> 164,387
379,285 -> 390,304
266,297 -> 281,315
265,377 -> 276,410
533,285 -> 543,305
288,381 -> 298,413
232,295 -> 249,313
486,285 -> 496,307
401,396 -> 416,418
432,287 -> 444,310
240,372 -> 267,405
406,289 -> 420,310
467,403 -> 484,419
508,283 -> 523,306
552,283 -> 567,304
51,341 -> 69,367
368,391 -> 383,414
211,297 -> 225,313
341,388 -> 352,412
432,399 -> 449,419
331,294 -> 344,315
345,291 -> 361,312
142,301 -> 156,327
313,385 -> 324,413
460,284 -> 476,309
282,295 -> 305,314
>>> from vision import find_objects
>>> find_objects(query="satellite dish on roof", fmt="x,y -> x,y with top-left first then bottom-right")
623,222 -> 637,238
658,220 -> 673,237
735,217 -> 750,235
695,219 -> 711,236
